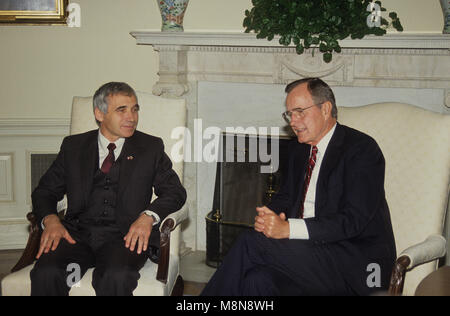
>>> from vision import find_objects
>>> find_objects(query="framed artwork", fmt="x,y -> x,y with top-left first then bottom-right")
0,0 -> 68,24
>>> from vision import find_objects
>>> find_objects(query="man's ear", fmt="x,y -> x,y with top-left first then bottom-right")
94,108 -> 104,123
321,101 -> 332,118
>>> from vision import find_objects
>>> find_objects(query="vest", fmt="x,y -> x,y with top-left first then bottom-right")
78,160 -> 121,227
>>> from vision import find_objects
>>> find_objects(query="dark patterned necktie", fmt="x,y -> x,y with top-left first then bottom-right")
101,143 -> 116,174
299,145 -> 318,218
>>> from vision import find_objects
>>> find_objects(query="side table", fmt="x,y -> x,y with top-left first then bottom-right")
415,266 -> 450,296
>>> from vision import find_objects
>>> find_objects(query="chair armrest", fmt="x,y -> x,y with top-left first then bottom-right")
388,234 -> 447,296
399,234 -> 446,270
156,205 -> 189,284
159,205 -> 189,233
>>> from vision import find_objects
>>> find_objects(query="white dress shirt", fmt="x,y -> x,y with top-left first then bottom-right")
98,131 -> 125,170
288,123 -> 337,239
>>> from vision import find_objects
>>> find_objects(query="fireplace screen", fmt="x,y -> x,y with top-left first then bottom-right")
206,133 -> 292,267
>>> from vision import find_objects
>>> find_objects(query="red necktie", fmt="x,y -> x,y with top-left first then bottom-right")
299,145 -> 318,218
101,143 -> 116,174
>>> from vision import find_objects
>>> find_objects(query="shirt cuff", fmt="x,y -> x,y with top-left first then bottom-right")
41,214 -> 56,230
288,218 -> 310,240
142,210 -> 160,226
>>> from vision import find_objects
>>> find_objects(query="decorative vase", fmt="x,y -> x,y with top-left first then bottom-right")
440,0 -> 450,34
157,0 -> 189,32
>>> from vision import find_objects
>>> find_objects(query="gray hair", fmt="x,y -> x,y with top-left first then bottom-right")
93,82 -> 138,114
285,78 -> 338,119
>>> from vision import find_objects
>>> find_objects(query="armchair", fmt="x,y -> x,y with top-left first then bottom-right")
338,102 -> 449,296
1,91 -> 188,296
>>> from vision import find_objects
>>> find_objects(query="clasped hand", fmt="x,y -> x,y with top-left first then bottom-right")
254,206 -> 290,239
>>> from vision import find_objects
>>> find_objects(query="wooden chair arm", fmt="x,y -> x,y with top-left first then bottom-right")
11,212 -> 40,272
388,235 -> 447,296
156,205 -> 188,284
388,255 -> 411,296
11,211 -> 66,273
156,218 -> 175,283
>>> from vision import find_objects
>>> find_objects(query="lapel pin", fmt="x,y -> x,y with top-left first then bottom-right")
127,155 -> 134,160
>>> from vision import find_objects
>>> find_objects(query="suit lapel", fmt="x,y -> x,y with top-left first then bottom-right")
288,142 -> 310,218
117,134 -> 142,201
315,123 -> 345,209
80,130 -> 99,207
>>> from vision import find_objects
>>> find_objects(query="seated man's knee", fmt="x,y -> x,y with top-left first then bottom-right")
31,258 -> 63,281
30,260 -> 69,295
93,266 -> 140,296
238,230 -> 264,248
242,266 -> 278,296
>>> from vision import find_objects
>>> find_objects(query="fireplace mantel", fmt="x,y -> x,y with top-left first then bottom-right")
130,31 -> 450,252
131,31 -> 450,49
130,31 -> 450,99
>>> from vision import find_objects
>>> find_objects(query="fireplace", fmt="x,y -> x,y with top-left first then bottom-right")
205,132 -> 292,266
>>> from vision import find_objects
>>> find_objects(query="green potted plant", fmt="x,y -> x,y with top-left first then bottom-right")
243,0 -> 403,63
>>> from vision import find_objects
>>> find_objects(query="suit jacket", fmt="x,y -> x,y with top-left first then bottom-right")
268,123 -> 396,294
32,129 -> 187,249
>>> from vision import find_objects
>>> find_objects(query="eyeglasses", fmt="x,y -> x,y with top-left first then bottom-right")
282,103 -> 322,123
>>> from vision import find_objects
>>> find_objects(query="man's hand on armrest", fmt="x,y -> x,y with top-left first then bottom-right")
36,214 -> 76,259
123,213 -> 154,255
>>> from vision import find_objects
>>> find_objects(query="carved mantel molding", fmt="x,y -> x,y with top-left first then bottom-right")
131,31 -> 450,49
131,31 -> 450,100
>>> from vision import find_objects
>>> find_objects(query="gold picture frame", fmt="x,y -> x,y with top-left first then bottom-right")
0,0 -> 68,24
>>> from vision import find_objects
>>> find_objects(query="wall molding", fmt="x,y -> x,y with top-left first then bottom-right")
0,219 -> 29,250
0,118 -> 68,249
0,117 -> 70,136
0,153 -> 14,202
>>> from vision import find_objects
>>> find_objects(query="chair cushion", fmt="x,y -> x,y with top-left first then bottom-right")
1,264 -> 34,296
1,255 -> 179,296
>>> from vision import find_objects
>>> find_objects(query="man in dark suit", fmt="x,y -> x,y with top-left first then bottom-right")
30,82 -> 186,296
201,78 -> 396,296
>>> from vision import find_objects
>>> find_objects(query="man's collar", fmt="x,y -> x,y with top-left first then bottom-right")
315,122 -> 337,154
98,129 -> 125,150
